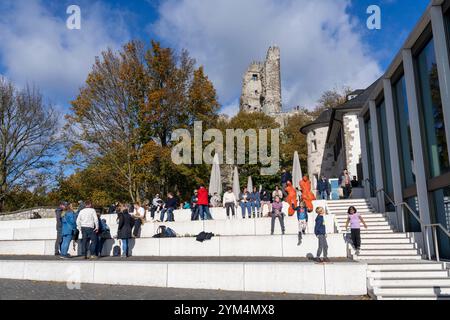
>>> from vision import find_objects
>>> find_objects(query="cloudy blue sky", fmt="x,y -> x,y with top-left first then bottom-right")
0,0 -> 429,117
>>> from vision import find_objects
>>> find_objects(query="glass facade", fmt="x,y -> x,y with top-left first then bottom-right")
376,100 -> 394,196
432,186 -> 450,260
405,196 -> 421,233
416,39 -> 449,178
393,75 -> 416,189
365,118 -> 376,197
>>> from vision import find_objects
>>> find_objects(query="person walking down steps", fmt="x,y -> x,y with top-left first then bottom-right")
345,206 -> 368,255
314,207 -> 329,263
292,201 -> 309,246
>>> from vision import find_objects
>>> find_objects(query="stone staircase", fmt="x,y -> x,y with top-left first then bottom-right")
328,199 -> 450,300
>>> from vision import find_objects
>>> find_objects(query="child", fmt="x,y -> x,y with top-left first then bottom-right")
345,206 -> 368,255
314,207 -> 328,263
292,201 -> 308,246
271,196 -> 285,235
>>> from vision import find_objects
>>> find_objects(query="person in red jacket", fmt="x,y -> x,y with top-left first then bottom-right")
197,186 -> 213,220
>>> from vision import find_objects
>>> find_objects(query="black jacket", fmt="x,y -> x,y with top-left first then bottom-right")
117,211 -> 134,239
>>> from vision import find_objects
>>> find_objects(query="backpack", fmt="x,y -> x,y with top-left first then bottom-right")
153,226 -> 177,238
113,245 -> 121,257
196,231 -> 215,242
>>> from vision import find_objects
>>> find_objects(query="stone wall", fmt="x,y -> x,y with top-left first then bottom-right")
0,208 -> 56,221
343,113 -> 362,179
307,125 -> 335,191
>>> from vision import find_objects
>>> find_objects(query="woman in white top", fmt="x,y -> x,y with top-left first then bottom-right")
223,187 -> 238,219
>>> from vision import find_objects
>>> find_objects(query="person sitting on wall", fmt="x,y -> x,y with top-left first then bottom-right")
317,176 -> 330,200
300,175 -> 316,212
285,181 -> 298,217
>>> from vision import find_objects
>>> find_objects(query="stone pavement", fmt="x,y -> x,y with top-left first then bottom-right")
0,279 -> 369,300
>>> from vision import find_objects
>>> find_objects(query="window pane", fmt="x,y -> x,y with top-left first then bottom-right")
416,39 -> 449,177
393,75 -> 416,188
377,100 -> 394,195
432,186 -> 450,260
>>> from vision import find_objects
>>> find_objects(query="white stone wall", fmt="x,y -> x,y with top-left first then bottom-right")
343,113 -> 362,179
307,125 -> 335,191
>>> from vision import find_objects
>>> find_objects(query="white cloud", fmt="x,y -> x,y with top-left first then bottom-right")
151,0 -> 382,110
221,99 -> 240,118
0,0 -> 130,106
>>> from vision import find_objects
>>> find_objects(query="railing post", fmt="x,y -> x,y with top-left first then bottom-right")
425,226 -> 432,261
433,226 -> 440,262
401,205 -> 406,233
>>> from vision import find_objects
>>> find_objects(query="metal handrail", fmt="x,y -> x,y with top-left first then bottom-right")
363,178 -> 450,262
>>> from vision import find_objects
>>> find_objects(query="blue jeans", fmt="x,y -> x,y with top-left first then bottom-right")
81,227 -> 97,258
96,236 -> 106,257
60,234 -> 72,257
160,208 -> 175,222
199,205 -> 212,220
251,201 -> 261,215
240,202 -> 251,218
122,238 -> 129,257
320,191 -> 329,200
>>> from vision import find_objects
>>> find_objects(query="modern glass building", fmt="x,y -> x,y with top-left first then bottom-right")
357,0 -> 450,259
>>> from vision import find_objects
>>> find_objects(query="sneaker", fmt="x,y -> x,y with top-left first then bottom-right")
355,250 -> 360,256
90,256 -> 98,260
59,255 -> 69,260
323,258 -> 330,263
314,258 -> 323,263
297,240 -> 302,246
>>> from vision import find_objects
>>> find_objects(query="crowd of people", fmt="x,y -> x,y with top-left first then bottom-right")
54,168 -> 366,262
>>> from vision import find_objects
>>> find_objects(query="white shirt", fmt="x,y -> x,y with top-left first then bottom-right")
223,192 -> 237,206
76,208 -> 99,229
136,207 -> 145,218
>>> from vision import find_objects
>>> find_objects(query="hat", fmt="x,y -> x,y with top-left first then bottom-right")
60,201 -> 69,207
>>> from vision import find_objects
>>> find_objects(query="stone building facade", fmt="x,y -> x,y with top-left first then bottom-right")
300,84 -> 377,193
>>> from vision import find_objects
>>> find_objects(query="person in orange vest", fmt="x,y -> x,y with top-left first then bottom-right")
300,175 -> 316,211
285,181 -> 298,216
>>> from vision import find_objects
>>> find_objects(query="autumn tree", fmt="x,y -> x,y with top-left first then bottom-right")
311,86 -> 352,118
0,78 -> 60,212
67,40 -> 220,203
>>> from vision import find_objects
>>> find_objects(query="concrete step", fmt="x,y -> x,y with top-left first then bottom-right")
359,244 -> 417,250
0,234 -> 348,258
370,278 -> 450,287
360,233 -> 407,239
368,262 -> 444,271
358,249 -> 420,255
356,255 -> 423,260
361,238 -> 413,244
0,259 -> 367,296
369,270 -> 449,279
335,217 -> 387,222
0,215 -> 338,240
377,295 -> 450,300
335,214 -> 385,219
374,286 -> 450,296
336,222 -> 391,227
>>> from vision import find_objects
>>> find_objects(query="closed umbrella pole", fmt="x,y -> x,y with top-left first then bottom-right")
292,151 -> 302,188
209,154 -> 222,196
232,167 -> 240,200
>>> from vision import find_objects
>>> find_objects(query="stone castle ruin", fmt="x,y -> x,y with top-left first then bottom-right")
240,46 -> 282,116
239,46 -> 303,128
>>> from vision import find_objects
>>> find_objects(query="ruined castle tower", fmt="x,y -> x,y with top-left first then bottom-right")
240,46 -> 282,115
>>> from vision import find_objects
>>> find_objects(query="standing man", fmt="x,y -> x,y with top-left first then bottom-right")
339,169 -> 352,199
317,176 -> 330,200
197,185 -> 212,220
54,201 -> 67,256
281,169 -> 292,198
76,201 -> 99,260
191,190 -> 199,221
